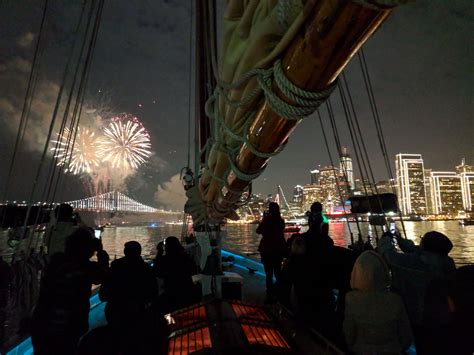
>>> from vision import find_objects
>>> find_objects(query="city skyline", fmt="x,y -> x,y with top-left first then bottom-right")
251,152 -> 473,217
0,1 -> 471,210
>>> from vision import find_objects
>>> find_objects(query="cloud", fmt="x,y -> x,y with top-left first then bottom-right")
154,173 -> 186,211
17,32 -> 35,48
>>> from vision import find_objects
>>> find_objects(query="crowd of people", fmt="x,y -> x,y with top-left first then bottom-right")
1,201 -> 473,354
256,201 -> 474,354
27,224 -> 200,354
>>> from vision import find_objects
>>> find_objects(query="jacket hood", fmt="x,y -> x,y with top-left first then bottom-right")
351,250 -> 391,292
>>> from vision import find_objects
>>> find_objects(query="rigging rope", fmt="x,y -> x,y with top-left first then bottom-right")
335,80 -> 381,239
358,49 -> 407,237
340,73 -> 387,226
2,0 -> 49,202
203,59 -> 337,214
20,0 -> 104,253
55,0 -> 104,203
42,0 -> 93,204
186,0 -> 194,169
317,108 -> 357,242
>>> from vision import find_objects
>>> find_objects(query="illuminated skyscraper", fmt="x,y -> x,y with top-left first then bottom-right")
293,185 -> 304,206
339,147 -> 354,190
375,179 -> 396,194
460,173 -> 474,211
424,169 -> 433,214
395,154 -> 427,215
302,183 -> 323,212
319,166 -> 342,213
430,172 -> 463,215
310,169 -> 320,184
456,158 -> 474,174
455,159 -> 474,211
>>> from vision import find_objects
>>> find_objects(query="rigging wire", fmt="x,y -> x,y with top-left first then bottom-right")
42,0 -> 92,203
2,0 -> 49,202
358,49 -> 407,237
21,0 -> 103,246
340,73 -> 387,228
186,0 -> 194,169
328,88 -> 377,239
316,109 -> 355,244
54,0 -> 104,203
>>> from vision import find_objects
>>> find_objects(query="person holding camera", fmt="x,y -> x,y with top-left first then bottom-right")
377,230 -> 456,355
32,228 -> 109,354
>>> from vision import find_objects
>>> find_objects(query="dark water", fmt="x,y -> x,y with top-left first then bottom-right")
101,221 -> 474,266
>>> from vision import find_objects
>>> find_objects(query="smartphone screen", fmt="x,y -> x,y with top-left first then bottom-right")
94,229 -> 101,239
389,222 -> 396,234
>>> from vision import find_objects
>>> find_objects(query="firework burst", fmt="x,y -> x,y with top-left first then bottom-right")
98,114 -> 152,170
51,126 -> 101,175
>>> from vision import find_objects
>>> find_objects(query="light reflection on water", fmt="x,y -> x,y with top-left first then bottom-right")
101,221 -> 474,266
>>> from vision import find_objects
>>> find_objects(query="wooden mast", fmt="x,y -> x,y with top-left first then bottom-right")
194,0 -> 216,172
207,1 -> 393,219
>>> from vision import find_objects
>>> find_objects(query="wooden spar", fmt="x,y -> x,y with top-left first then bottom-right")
208,1 -> 393,219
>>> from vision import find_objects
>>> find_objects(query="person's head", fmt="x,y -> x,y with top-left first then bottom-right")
351,250 -> 391,292
268,202 -> 280,217
124,241 -> 142,258
310,202 -> 323,214
65,228 -> 97,261
420,231 -> 453,256
54,203 -> 74,222
164,236 -> 183,255
307,202 -> 327,235
290,235 -> 306,256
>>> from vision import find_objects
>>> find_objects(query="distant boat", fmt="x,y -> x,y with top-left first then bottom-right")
284,222 -> 301,234
459,219 -> 474,226
406,215 -> 423,221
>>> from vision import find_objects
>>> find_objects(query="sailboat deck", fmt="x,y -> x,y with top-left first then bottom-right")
6,252 -> 342,354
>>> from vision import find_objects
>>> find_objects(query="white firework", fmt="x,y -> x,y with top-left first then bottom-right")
51,126 -> 101,175
98,114 -> 152,169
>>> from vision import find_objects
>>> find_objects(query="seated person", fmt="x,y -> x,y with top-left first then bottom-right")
154,237 -> 197,313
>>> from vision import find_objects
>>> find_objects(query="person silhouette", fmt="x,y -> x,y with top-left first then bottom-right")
100,241 -> 157,330
256,202 -> 286,303
31,228 -> 109,355
154,236 -> 196,313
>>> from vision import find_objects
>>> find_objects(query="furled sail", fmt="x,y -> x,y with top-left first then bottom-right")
186,0 -> 407,225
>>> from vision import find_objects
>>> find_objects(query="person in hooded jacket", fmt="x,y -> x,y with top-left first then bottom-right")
343,250 -> 413,354
256,202 -> 286,302
294,202 -> 355,344
377,230 -> 456,355
154,236 -> 197,313
99,241 -> 157,329
31,228 -> 109,355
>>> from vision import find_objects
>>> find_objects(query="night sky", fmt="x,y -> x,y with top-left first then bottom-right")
0,0 -> 472,211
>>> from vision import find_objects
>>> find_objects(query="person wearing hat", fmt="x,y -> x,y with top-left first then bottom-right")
377,230 -> 456,355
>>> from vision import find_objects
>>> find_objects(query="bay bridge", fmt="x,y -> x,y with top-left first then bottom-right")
65,191 -> 174,214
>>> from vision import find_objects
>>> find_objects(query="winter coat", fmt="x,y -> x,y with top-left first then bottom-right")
343,251 -> 413,355
256,215 -> 286,257
100,256 -> 157,326
33,253 -> 107,338
377,235 -> 455,326
154,251 -> 196,310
